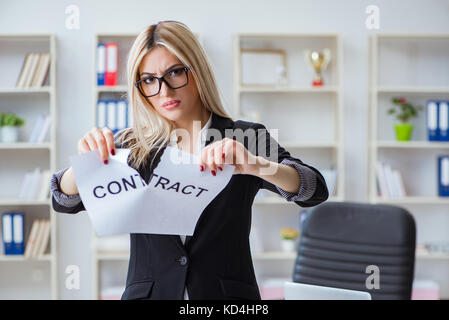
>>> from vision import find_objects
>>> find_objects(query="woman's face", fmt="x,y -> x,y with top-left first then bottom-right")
138,46 -> 202,123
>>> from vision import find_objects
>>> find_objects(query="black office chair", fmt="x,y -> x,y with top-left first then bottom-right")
293,201 -> 416,300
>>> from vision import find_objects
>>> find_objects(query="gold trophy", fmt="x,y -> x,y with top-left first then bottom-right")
304,48 -> 331,87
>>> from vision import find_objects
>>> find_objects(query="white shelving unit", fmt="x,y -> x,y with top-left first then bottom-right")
91,32 -> 203,300
90,33 -> 138,300
0,34 -> 58,299
232,33 -> 344,290
368,34 -> 449,298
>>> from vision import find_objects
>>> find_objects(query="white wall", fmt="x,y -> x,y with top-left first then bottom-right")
1,0 -> 448,299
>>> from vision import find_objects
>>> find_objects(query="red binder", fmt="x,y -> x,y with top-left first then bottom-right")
105,42 -> 118,86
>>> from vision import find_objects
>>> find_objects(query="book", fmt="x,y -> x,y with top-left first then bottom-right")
28,114 -> 46,143
105,43 -> 118,86
393,169 -> 407,197
438,155 -> 449,197
24,53 -> 40,87
37,114 -> 51,142
427,100 -> 439,141
439,101 -> 449,141
24,219 -> 40,258
35,219 -> 50,256
30,219 -> 44,258
31,53 -> 50,87
97,44 -> 106,85
37,170 -> 52,201
376,161 -> 389,198
16,53 -> 31,88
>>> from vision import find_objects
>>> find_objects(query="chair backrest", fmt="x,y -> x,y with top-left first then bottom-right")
293,201 -> 416,300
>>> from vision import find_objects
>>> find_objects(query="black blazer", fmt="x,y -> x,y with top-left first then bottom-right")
52,112 -> 329,300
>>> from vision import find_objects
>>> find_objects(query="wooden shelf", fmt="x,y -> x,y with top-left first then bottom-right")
96,251 -> 129,261
0,86 -> 52,94
376,86 -> 449,94
0,198 -> 51,206
238,85 -> 339,93
376,141 -> 449,149
371,196 -> 449,205
0,142 -> 52,150
0,254 -> 52,262
280,141 -> 339,148
95,85 -> 128,92
416,251 -> 449,260
252,251 -> 296,260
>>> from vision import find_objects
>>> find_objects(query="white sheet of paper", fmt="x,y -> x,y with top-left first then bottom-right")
69,146 -> 235,236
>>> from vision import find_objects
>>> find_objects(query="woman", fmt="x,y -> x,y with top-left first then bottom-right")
51,20 -> 329,300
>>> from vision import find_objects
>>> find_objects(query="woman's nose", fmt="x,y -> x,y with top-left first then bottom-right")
159,80 -> 172,97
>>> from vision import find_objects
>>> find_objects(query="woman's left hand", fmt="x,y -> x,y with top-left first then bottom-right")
199,137 -> 259,176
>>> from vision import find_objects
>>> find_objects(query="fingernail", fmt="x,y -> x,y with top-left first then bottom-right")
211,170 -> 216,176
200,165 -> 204,171
104,160 -> 108,165
222,153 -> 225,158
218,166 -> 223,171
111,149 -> 115,156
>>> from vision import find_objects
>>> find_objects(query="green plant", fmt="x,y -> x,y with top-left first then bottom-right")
0,112 -> 25,127
280,227 -> 298,240
388,97 -> 423,123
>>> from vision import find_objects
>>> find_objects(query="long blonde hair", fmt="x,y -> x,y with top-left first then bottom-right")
116,20 -> 231,170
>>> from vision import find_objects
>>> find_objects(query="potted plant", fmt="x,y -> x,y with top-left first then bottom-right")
0,112 -> 25,143
280,227 -> 299,252
387,97 -> 423,141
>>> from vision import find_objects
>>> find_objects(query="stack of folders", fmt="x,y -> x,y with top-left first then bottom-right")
1,213 -> 24,255
376,161 -> 407,198
96,43 -> 118,86
15,53 -> 51,88
28,113 -> 51,143
18,168 -> 51,201
96,99 -> 132,134
24,219 -> 51,258
427,100 -> 449,141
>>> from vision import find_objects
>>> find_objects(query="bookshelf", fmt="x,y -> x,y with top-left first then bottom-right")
232,33 -> 344,293
0,34 -> 58,299
368,34 -> 449,298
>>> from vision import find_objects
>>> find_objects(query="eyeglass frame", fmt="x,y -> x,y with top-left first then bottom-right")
134,66 -> 190,98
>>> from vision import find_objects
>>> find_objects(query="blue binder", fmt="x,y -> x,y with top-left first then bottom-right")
12,213 -> 24,255
438,155 -> 449,197
427,100 -> 439,141
97,43 -> 106,86
2,213 -> 13,255
2,212 -> 24,255
439,101 -> 449,141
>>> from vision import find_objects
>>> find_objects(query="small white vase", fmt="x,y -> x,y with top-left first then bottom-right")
281,239 -> 297,252
0,126 -> 19,143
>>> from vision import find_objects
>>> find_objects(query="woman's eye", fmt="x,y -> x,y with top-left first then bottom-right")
144,77 -> 155,84
169,69 -> 182,76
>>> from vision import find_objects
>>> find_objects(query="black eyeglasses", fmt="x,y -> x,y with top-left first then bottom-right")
135,66 -> 190,98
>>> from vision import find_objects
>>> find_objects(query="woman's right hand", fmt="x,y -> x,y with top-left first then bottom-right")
78,127 -> 116,164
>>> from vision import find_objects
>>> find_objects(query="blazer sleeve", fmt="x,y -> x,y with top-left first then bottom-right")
51,129 -> 127,214
251,123 -> 329,208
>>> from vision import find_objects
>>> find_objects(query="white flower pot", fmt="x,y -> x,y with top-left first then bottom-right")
281,239 -> 297,252
0,126 -> 19,143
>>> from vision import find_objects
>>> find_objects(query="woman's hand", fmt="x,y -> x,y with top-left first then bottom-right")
199,137 -> 259,176
78,127 -> 116,164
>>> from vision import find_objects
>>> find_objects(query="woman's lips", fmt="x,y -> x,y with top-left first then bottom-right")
162,100 -> 180,110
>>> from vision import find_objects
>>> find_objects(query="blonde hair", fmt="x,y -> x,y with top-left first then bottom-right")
116,20 -> 231,170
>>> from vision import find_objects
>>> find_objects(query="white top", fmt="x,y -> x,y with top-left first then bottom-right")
174,112 -> 212,300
